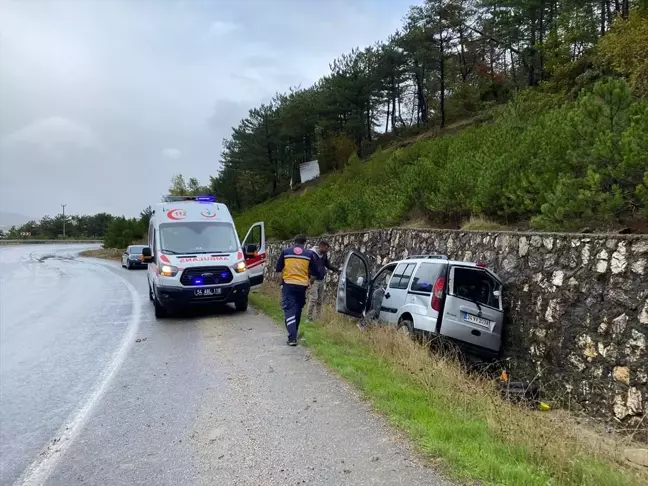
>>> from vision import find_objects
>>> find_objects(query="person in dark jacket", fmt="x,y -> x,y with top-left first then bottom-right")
306,240 -> 339,322
275,235 -> 317,346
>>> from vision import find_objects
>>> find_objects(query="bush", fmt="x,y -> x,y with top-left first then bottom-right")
103,217 -> 145,249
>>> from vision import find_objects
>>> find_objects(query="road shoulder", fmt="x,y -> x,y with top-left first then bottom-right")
192,306 -> 445,486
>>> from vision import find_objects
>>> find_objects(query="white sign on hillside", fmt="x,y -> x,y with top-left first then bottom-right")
299,160 -> 320,184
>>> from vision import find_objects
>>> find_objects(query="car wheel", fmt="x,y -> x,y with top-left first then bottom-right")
148,282 -> 154,301
235,296 -> 248,312
126,260 -> 132,270
397,318 -> 414,339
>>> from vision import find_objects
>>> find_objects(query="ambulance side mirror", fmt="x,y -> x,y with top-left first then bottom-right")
141,247 -> 154,263
244,244 -> 258,258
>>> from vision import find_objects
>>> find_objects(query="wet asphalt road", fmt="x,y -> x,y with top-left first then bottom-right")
0,244 -> 445,486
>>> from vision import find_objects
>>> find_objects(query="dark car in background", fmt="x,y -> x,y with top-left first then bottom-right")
121,245 -> 147,269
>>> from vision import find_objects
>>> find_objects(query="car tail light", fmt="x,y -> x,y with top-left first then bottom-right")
431,276 -> 446,312
476,262 -> 486,268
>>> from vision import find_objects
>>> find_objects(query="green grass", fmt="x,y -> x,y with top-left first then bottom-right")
251,287 -> 645,486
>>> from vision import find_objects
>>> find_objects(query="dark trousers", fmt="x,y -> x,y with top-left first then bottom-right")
281,284 -> 307,341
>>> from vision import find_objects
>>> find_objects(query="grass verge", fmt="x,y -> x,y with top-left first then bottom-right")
78,248 -> 122,261
461,215 -> 509,231
250,284 -> 646,486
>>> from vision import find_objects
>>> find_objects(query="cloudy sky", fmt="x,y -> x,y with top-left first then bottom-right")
0,0 -> 415,219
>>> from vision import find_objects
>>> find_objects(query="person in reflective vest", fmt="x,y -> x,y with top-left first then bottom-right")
275,235 -> 317,346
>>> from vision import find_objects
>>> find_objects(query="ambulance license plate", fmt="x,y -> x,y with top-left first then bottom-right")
194,288 -> 221,297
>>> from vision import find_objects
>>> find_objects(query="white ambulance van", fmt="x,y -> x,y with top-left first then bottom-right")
141,196 -> 266,318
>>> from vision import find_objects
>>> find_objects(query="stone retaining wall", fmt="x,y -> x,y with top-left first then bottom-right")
264,228 -> 648,430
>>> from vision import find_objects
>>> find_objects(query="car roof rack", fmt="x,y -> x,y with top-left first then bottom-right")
407,254 -> 449,260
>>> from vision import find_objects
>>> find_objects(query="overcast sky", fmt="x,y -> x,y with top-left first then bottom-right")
0,0 -> 415,219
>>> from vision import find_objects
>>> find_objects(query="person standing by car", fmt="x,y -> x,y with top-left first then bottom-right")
306,240 -> 339,322
275,235 -> 317,346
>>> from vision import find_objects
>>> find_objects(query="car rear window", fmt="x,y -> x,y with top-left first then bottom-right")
451,267 -> 502,310
410,262 -> 445,293
389,263 -> 415,289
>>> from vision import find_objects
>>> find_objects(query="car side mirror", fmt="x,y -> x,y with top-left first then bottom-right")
141,247 -> 153,263
244,243 -> 258,257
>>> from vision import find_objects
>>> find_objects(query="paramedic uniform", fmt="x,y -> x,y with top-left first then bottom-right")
275,245 -> 316,342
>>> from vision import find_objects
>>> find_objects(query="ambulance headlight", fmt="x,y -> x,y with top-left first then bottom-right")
160,265 -> 178,277
233,261 -> 247,273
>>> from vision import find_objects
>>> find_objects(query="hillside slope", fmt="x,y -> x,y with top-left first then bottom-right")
235,79 -> 648,239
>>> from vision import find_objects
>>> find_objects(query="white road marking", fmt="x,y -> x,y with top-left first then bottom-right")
14,265 -> 142,486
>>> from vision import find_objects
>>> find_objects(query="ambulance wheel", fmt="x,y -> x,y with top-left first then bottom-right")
153,295 -> 168,318
235,297 -> 248,312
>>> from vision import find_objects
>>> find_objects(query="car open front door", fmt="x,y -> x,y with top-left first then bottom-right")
336,250 -> 370,318
439,265 -> 504,354
242,221 -> 266,290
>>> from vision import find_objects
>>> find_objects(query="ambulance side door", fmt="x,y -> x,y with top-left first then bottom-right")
242,222 -> 266,290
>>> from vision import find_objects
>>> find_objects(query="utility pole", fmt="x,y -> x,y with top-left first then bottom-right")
61,204 -> 67,238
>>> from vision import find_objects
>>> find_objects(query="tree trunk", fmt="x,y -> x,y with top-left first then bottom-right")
529,9 -> 537,86
263,116 -> 277,195
600,0 -> 606,35
414,60 -> 428,125
459,29 -> 468,82
385,99 -> 390,133
539,1 -> 545,81
391,76 -> 397,133
622,0 -> 629,19
366,101 -> 372,142
439,34 -> 446,129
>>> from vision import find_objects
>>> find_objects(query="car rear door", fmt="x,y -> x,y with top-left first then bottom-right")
336,250 -> 370,318
439,265 -> 504,353
241,222 -> 266,290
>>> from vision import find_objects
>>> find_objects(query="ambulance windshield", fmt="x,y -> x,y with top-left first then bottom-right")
159,222 -> 239,255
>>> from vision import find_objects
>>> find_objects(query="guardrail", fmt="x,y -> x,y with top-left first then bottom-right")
0,240 -> 103,245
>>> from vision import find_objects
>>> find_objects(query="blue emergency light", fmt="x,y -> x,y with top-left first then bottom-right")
163,195 -> 216,203
193,277 -> 204,285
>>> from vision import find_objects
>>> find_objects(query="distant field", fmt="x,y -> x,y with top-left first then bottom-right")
78,248 -> 121,261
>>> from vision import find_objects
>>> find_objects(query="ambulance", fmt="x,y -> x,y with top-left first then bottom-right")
141,196 -> 266,318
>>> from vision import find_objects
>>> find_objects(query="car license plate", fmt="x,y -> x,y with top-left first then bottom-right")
463,312 -> 491,328
194,288 -> 221,297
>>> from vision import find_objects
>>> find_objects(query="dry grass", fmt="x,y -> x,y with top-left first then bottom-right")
461,215 -> 509,231
251,283 -> 647,486
78,248 -> 122,261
